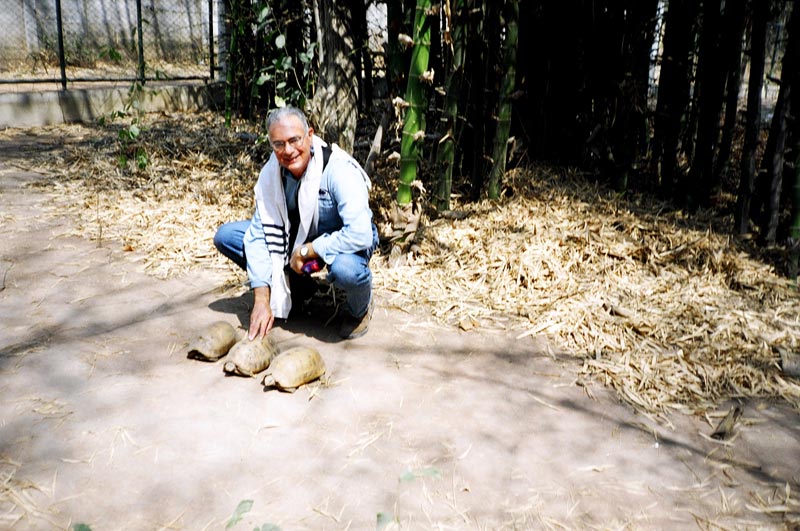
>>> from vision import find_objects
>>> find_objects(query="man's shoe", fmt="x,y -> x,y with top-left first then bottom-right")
338,300 -> 374,339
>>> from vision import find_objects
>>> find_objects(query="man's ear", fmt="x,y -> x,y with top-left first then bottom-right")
307,127 -> 314,139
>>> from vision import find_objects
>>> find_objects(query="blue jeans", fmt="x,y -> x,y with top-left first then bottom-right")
214,221 -> 378,318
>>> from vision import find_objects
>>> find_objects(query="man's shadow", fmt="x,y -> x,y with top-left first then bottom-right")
207,284 -> 344,344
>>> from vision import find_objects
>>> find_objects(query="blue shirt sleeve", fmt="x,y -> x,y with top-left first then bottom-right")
311,158 -> 374,264
243,207 -> 273,289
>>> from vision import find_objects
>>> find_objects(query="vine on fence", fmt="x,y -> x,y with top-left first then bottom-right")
225,0 -> 317,122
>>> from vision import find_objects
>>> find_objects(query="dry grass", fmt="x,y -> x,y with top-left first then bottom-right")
0,456 -> 59,528
2,111 -> 798,420
386,167 -> 800,421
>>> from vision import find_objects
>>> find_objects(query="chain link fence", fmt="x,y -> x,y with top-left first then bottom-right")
0,0 -> 219,90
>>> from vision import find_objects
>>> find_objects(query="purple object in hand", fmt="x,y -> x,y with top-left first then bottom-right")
301,259 -> 322,275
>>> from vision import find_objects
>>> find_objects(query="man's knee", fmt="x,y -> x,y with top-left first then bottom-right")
214,221 -> 248,269
212,226 -> 226,252
328,254 -> 371,289
215,222 -> 243,251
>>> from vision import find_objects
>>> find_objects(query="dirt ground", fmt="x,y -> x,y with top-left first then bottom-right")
1,153 -> 800,531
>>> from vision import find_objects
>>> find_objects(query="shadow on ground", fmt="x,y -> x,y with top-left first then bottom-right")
1,161 -> 798,530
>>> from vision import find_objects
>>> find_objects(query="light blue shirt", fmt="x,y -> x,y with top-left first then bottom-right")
243,152 -> 373,289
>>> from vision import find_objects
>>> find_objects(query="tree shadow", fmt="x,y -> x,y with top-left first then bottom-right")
372,336 -> 800,510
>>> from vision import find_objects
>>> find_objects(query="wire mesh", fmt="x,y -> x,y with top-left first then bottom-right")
0,0 -> 215,89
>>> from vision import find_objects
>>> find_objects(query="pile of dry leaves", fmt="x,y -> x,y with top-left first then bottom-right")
5,110 -> 799,421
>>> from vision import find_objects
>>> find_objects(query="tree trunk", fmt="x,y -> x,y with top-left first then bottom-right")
386,0 -> 409,96
459,3 -> 488,188
791,3 -> 800,280
686,0 -> 726,208
281,0 -> 305,72
757,79 -> 792,243
224,0 -> 263,121
650,0 -> 698,199
522,0 -> 583,163
787,2 -> 800,280
757,1 -> 797,243
308,0 -> 359,151
789,116 -> 800,280
487,0 -> 518,199
397,0 -> 432,206
351,0 -> 371,111
469,0 -> 501,199
606,0 -> 658,191
625,0 -> 659,188
224,0 -> 239,126
714,0 -> 748,183
582,0 -> 622,183
434,0 -> 467,211
735,0 -> 769,235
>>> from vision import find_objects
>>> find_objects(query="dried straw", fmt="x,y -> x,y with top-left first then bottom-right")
0,457 -> 59,528
3,112 -> 798,419
385,166 -> 799,419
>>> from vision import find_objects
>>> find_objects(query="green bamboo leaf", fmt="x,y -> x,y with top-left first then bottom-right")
72,525 -> 92,531
256,72 -> 271,85
376,512 -> 394,530
226,500 -> 254,529
274,95 -> 286,107
275,34 -> 286,49
400,467 -> 442,482
136,148 -> 148,169
400,470 -> 415,482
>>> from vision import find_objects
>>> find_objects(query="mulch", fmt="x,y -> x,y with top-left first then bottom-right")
3,110 -> 798,422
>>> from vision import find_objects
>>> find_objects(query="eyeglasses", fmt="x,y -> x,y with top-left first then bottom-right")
270,132 -> 307,152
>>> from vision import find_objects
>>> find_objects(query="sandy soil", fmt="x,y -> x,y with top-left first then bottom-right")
1,155 -> 799,531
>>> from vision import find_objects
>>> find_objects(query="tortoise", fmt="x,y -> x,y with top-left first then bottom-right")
223,334 -> 279,377
187,321 -> 237,361
262,346 -> 326,392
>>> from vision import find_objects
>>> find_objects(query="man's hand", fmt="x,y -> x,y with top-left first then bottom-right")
249,286 -> 274,340
290,242 -> 317,275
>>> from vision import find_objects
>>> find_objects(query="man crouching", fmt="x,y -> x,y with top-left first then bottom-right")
214,106 -> 378,340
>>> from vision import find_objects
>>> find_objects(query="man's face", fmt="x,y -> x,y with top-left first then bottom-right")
268,115 -> 314,178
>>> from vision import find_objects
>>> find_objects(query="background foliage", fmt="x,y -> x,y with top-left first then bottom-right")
223,0 -> 799,278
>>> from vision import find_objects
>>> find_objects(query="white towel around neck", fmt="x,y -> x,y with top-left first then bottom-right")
252,135 -> 327,318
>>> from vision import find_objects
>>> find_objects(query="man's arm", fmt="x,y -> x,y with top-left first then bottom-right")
312,159 -> 373,262
249,285 -> 274,339
243,208 -> 275,339
289,240 -> 320,275
244,208 -> 273,289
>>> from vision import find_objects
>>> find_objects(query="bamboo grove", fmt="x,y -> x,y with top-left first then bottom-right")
222,0 -> 800,275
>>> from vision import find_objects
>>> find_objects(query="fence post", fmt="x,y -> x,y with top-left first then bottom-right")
208,0 -> 215,80
55,0 -> 67,89
136,0 -> 145,83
